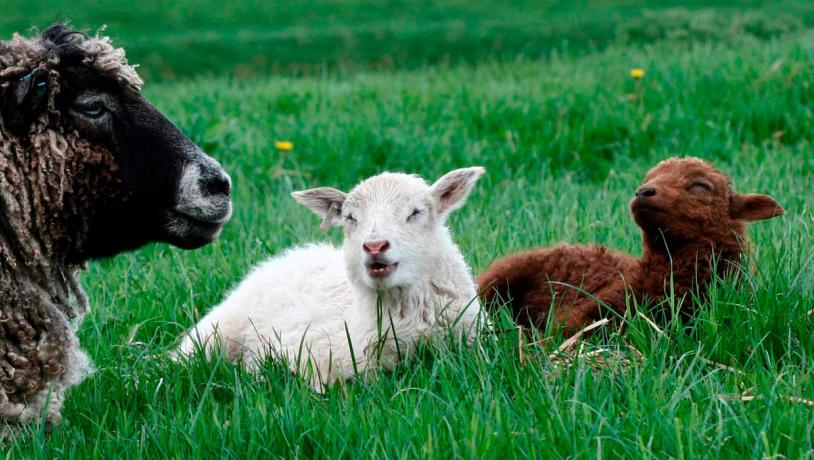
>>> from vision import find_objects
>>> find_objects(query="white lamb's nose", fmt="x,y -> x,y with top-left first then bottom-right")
363,240 -> 390,256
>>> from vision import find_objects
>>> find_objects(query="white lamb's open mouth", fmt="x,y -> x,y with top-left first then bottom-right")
366,262 -> 399,279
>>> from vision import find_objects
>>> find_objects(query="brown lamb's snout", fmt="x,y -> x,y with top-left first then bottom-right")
635,186 -> 657,198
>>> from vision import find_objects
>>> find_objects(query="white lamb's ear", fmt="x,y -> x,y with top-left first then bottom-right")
430,166 -> 486,216
291,187 -> 347,232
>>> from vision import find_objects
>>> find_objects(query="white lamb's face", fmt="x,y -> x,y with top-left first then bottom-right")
292,167 -> 485,290
340,175 -> 440,289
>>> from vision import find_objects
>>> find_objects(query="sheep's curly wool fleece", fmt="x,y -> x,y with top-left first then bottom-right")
0,28 -> 139,427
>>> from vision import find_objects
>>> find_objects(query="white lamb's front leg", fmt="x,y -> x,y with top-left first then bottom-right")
176,301 -> 252,360
304,356 -> 358,393
433,296 -> 484,346
279,324 -> 371,392
458,298 -> 487,345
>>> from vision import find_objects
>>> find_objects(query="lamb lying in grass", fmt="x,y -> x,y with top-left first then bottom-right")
177,167 -> 485,390
478,157 -> 784,334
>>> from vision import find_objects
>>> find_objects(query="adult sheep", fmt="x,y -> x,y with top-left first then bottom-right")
0,24 -> 232,427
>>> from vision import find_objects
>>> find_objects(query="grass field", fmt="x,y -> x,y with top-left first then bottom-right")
4,0 -> 814,80
4,1 -> 814,458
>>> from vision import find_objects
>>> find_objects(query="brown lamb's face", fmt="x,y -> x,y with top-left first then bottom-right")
629,157 -> 784,241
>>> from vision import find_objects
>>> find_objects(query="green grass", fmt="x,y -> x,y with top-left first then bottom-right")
3,0 -> 814,80
5,2 -> 814,458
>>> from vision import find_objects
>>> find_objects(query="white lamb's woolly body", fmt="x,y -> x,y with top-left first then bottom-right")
177,169 -> 485,389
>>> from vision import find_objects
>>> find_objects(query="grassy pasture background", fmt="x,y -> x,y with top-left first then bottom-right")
2,1 -> 814,458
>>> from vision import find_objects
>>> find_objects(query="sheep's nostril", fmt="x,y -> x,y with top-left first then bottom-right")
363,240 -> 390,256
636,187 -> 657,198
203,172 -> 232,197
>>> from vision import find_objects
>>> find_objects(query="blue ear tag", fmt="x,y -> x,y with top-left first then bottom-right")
30,70 -> 48,95
19,71 -> 47,94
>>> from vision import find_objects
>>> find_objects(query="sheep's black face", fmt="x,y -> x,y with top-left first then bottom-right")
54,63 -> 233,258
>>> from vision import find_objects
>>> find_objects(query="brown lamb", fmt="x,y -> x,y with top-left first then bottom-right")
477,157 -> 784,334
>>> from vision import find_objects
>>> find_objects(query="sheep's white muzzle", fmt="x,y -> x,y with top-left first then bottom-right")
176,160 -> 232,222
166,157 -> 233,248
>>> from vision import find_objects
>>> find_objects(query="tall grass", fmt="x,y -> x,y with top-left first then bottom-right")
2,0 -> 813,80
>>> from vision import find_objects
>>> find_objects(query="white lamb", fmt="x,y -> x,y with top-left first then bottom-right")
176,167 -> 486,390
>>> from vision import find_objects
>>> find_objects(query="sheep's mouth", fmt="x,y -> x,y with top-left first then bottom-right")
366,262 -> 399,279
164,210 -> 228,249
631,200 -> 664,214
172,208 -> 231,226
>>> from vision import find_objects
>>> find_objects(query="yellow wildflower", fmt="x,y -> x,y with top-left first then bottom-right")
275,140 -> 294,151
630,68 -> 645,79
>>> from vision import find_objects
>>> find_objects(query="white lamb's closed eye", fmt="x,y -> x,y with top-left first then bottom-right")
407,208 -> 424,222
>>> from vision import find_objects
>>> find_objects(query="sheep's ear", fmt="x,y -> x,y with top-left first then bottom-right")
291,187 -> 347,232
431,166 -> 486,216
730,193 -> 785,222
0,68 -> 50,136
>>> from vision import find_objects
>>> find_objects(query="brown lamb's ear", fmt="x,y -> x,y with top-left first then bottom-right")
730,193 -> 785,222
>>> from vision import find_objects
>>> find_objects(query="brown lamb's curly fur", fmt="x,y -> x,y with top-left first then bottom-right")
0,30 -> 139,426
477,157 -> 784,335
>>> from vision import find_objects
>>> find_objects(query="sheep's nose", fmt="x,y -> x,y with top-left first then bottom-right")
202,169 -> 232,197
636,187 -> 657,198
363,240 -> 390,256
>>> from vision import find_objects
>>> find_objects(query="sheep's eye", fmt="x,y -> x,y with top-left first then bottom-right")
688,180 -> 713,193
407,208 -> 424,222
73,100 -> 107,119
344,214 -> 357,224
